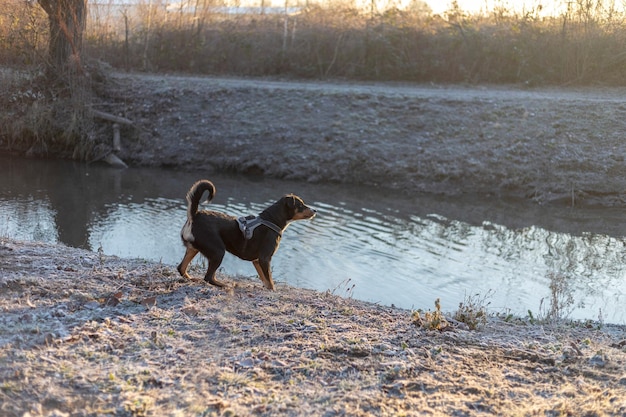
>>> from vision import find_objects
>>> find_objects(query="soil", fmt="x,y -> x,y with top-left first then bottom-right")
98,72 -> 626,207
1,238 -> 626,416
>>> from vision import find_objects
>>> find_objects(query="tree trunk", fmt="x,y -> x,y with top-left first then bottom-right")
37,0 -> 86,78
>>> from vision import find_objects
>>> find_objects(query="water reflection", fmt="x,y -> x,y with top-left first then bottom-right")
1,156 -> 625,324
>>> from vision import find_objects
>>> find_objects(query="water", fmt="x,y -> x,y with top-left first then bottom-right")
1,155 -> 626,324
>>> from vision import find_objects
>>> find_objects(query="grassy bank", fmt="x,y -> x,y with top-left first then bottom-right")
1,238 -> 626,416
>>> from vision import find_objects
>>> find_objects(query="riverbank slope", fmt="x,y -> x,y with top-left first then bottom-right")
106,73 -> 626,207
1,238 -> 625,416
4,70 -> 626,207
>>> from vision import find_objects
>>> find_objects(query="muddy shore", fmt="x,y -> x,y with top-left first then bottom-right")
1,238 -> 626,416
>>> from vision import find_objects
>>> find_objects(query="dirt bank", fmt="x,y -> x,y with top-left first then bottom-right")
3,69 -> 626,206
93,72 -> 626,207
1,238 -> 626,416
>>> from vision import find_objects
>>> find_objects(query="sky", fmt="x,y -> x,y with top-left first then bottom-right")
423,0 -> 561,16
425,0 -> 484,14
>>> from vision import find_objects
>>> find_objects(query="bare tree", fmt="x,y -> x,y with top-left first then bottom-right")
37,0 -> 86,77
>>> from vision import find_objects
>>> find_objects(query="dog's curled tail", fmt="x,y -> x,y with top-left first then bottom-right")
186,180 -> 216,219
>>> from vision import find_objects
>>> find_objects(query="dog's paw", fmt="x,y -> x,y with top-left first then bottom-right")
206,278 -> 228,288
180,276 -> 202,284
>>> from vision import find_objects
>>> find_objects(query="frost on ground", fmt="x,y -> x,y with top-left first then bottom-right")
107,73 -> 626,207
1,238 -> 626,416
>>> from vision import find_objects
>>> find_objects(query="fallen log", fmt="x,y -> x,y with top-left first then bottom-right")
91,110 -> 132,168
102,152 -> 128,169
92,109 -> 133,125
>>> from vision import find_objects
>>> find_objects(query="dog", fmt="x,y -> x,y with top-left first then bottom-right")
177,179 -> 316,290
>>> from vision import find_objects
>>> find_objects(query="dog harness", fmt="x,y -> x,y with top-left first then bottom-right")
237,215 -> 282,240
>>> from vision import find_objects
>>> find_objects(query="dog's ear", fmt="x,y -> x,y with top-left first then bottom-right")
285,194 -> 296,209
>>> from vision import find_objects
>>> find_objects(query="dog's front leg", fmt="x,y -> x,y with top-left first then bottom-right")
253,258 -> 275,290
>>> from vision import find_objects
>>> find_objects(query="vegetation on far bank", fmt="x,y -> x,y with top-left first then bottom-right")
3,0 -> 626,85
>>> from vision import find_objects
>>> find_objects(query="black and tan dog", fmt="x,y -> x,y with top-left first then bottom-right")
177,179 -> 316,290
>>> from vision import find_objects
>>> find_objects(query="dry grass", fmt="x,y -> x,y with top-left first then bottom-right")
107,1 -> 626,84
3,0 -> 626,84
0,0 -> 106,161
1,238 -> 626,416
0,69 -> 97,160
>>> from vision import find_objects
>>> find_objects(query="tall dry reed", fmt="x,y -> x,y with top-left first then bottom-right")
3,0 -> 626,85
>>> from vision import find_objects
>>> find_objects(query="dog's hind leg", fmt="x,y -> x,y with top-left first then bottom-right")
202,252 -> 227,288
177,246 -> 199,279
253,259 -> 275,290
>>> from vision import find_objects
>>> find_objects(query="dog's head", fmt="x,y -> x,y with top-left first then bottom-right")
283,194 -> 317,221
